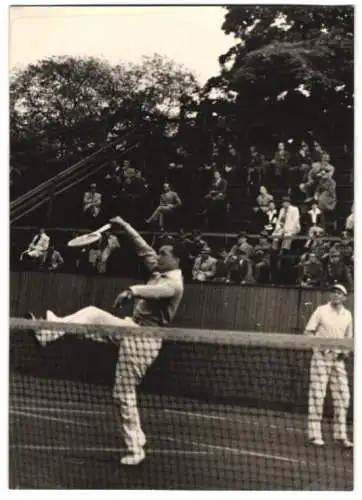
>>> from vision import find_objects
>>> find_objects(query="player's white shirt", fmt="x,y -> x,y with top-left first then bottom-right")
305,302 -> 353,339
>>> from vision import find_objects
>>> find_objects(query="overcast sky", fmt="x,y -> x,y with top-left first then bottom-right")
9,5 -> 234,84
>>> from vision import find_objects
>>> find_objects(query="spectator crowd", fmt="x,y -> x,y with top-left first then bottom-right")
14,139 -> 354,290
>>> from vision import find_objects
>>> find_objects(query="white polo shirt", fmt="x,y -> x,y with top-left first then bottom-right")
305,302 -> 353,339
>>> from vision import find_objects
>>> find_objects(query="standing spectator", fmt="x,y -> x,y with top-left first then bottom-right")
272,196 -> 301,252
297,252 -> 324,288
264,200 -> 278,235
19,228 -> 50,268
146,182 -> 182,230
247,146 -> 266,192
315,169 -> 337,217
256,186 -> 274,210
323,248 -> 353,290
120,167 -> 149,223
271,141 -> 291,190
345,204 -> 354,234
192,246 -> 217,282
303,200 -> 325,236
42,245 -> 64,271
83,183 -> 102,220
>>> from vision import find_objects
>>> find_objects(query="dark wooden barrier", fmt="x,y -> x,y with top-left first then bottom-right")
9,272 -> 354,415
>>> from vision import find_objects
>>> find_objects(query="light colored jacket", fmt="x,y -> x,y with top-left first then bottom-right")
273,205 -> 301,236
28,233 -> 50,257
123,223 -> 184,326
192,255 -> 217,281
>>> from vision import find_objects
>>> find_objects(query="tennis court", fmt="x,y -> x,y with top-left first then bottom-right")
9,372 -> 353,490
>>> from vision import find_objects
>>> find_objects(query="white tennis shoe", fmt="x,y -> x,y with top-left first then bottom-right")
35,310 -> 65,346
308,437 -> 325,447
120,448 -> 146,466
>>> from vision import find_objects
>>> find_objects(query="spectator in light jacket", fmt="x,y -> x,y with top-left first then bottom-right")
272,196 -> 300,251
83,183 -> 102,218
146,182 -> 182,230
192,246 -> 217,282
20,228 -> 50,266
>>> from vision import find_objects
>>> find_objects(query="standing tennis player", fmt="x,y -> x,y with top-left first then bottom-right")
304,283 -> 353,448
29,216 -> 184,465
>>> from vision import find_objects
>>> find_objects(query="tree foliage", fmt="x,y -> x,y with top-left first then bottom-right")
10,54 -> 200,191
204,5 -> 353,149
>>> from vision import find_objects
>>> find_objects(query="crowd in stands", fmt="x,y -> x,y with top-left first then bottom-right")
14,138 -> 354,289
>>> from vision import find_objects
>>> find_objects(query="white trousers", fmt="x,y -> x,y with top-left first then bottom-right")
308,350 -> 350,441
49,306 -> 162,453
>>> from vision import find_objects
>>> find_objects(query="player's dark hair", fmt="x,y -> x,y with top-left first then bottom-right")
170,242 -> 184,261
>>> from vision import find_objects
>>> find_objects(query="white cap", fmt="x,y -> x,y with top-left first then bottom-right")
330,284 -> 348,296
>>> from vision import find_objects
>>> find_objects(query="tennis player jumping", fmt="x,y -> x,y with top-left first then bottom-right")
28,216 -> 184,465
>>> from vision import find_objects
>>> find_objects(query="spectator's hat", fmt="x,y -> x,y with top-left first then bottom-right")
237,231 -> 247,238
90,183 -> 96,188
281,195 -> 291,202
201,246 -> 212,255
330,283 -> 348,296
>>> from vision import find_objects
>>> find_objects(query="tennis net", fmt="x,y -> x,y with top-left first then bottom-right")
9,318 -> 354,490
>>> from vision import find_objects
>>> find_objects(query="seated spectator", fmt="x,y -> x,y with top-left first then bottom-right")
227,249 -> 251,284
83,183 -> 102,219
299,162 -> 322,200
42,245 -> 64,271
200,170 -> 227,217
264,200 -> 278,235
227,232 -> 254,261
146,182 -> 182,230
297,251 -> 324,288
19,228 -> 50,268
311,141 -> 324,162
188,230 -> 208,259
303,200 -> 325,236
338,231 -> 354,269
323,248 -> 353,290
192,246 -> 217,282
252,248 -> 271,284
315,169 -> 337,214
249,204 -> 268,234
272,196 -> 300,252
302,229 -> 329,262
317,152 -> 335,178
256,186 -> 274,210
213,249 -> 230,283
345,204 -> 354,233
290,141 -> 312,186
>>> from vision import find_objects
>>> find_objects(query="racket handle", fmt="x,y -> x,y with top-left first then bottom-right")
96,223 -> 111,234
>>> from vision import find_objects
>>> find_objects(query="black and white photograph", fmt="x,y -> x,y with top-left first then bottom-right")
7,2 -> 355,491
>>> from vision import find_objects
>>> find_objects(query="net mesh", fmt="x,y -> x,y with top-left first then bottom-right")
9,318 -> 353,490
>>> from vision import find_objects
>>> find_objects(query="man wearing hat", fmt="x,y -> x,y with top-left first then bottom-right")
272,196 -> 300,251
304,284 -> 353,448
192,245 -> 217,282
83,183 -> 102,219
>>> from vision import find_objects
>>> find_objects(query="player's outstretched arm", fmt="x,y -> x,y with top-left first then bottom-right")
110,216 -> 158,272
